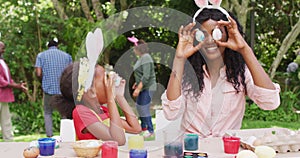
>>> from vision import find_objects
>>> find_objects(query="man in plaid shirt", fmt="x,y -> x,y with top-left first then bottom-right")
35,39 -> 72,137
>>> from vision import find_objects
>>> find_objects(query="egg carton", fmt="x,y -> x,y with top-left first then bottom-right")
225,127 -> 300,153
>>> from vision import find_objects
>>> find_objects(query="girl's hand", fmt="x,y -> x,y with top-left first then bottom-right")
104,72 -> 115,99
176,22 -> 203,59
216,16 -> 248,53
115,78 -> 126,97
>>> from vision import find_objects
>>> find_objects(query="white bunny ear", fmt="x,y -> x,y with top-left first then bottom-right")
209,0 -> 222,7
85,28 -> 104,91
86,28 -> 103,62
194,0 -> 208,8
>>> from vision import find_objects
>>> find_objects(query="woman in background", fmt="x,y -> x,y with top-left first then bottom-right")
128,37 -> 157,140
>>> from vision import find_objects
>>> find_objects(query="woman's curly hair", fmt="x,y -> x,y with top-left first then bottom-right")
182,8 -> 246,98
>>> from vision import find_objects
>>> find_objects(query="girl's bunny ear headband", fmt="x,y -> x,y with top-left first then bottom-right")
193,0 -> 230,22
193,0 -> 230,42
77,28 -> 104,101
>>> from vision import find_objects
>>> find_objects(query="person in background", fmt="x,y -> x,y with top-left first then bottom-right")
35,39 -> 72,137
161,0 -> 280,138
0,41 -> 28,141
128,37 -> 157,140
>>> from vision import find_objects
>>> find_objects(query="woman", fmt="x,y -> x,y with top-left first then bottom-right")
161,1 -> 280,138
51,62 -> 141,145
128,37 -> 157,140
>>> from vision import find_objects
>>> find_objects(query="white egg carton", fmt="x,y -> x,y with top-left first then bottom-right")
225,127 -> 300,153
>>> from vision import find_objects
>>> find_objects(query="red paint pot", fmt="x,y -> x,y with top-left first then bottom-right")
222,136 -> 240,154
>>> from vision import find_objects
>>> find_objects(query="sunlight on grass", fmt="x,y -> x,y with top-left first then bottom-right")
13,134 -> 46,142
242,120 -> 300,130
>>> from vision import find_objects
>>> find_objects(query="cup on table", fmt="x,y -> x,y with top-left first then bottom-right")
128,135 -> 144,150
38,138 -> 56,156
222,136 -> 240,154
101,141 -> 118,158
184,133 -> 199,151
129,149 -> 147,158
163,130 -> 184,157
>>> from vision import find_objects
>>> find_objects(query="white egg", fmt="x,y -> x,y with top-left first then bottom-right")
109,71 -> 115,76
212,28 -> 222,40
195,29 -> 205,42
255,146 -> 276,158
246,136 -> 257,146
262,134 -> 278,143
237,150 -> 258,158
253,138 -> 262,146
86,141 -> 100,147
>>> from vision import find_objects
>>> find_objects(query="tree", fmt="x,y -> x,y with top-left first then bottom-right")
254,0 -> 300,78
223,0 -> 252,32
269,18 -> 300,79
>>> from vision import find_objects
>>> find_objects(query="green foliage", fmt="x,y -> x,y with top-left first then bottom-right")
103,2 -> 117,16
61,17 -> 95,57
244,90 -> 300,122
10,100 -> 60,135
254,0 -> 300,72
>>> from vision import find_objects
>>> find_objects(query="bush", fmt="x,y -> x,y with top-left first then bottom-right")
244,90 -> 300,122
10,100 -> 60,135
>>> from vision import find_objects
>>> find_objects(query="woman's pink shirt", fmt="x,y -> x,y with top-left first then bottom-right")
161,66 -> 280,138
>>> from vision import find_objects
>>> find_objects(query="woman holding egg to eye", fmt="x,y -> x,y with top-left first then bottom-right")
162,0 -> 281,138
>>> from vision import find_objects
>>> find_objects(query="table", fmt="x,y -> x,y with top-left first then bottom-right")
1,137 -> 299,157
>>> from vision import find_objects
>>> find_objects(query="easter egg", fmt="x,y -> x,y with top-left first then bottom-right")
253,138 -> 262,146
212,28 -> 222,40
255,146 -> 276,158
195,29 -> 205,42
237,150 -> 258,158
23,146 -> 40,158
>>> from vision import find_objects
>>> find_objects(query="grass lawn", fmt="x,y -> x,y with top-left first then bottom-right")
2,120 -> 300,142
241,120 -> 300,130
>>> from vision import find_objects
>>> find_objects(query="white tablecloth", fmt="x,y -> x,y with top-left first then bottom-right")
1,137 -> 299,157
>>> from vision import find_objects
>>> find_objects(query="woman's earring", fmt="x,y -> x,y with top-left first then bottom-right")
195,29 -> 205,42
212,27 -> 222,41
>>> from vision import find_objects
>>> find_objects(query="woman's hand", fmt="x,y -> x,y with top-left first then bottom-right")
176,22 -> 203,59
132,88 -> 140,97
132,82 -> 137,90
131,82 -> 141,97
216,16 -> 248,53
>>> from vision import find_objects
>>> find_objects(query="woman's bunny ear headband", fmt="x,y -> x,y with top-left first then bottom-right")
127,36 -> 139,46
77,28 -> 104,101
193,0 -> 230,22
193,0 -> 229,42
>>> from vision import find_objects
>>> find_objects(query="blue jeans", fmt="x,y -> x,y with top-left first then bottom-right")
136,90 -> 154,133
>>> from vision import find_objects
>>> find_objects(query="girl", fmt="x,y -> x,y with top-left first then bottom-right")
51,62 -> 141,145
